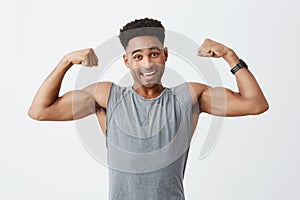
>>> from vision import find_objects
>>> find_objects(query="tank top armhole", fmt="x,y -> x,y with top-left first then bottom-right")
171,83 -> 193,112
105,83 -> 128,136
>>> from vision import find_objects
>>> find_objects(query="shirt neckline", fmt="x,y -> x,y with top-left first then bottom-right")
129,86 -> 167,101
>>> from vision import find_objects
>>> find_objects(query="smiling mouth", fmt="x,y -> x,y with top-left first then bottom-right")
142,70 -> 156,77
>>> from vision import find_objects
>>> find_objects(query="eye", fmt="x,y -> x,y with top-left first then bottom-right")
150,52 -> 159,57
133,55 -> 142,60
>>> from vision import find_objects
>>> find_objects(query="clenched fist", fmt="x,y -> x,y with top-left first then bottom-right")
197,38 -> 232,58
63,48 -> 99,67
197,38 -> 240,67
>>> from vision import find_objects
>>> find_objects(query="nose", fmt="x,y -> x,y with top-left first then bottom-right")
142,56 -> 151,67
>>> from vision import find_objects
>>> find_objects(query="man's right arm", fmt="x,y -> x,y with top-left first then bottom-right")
28,48 -> 111,121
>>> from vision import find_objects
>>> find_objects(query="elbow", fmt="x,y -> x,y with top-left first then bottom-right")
251,101 -> 270,115
27,107 -> 47,121
263,101 -> 270,112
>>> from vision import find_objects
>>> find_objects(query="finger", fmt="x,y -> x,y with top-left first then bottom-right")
197,47 -> 213,57
90,50 -> 99,66
81,48 -> 98,66
85,49 -> 96,66
207,50 -> 214,57
85,49 -> 95,67
80,49 -> 89,66
81,57 -> 88,66
82,55 -> 92,66
197,46 -> 206,56
86,49 -> 93,66
93,57 -> 99,66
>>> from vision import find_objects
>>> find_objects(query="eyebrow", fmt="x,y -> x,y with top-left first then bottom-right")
131,46 -> 162,55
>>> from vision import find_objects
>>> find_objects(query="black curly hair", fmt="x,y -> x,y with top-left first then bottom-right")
119,18 -> 165,50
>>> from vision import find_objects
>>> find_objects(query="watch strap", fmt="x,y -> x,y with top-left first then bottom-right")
231,59 -> 248,75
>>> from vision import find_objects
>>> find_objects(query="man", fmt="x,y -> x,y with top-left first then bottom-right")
28,18 -> 269,200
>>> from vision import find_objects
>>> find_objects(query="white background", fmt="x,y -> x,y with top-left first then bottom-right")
1,0 -> 300,199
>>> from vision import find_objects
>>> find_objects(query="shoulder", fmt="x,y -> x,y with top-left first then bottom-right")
82,81 -> 113,93
186,82 -> 208,92
171,82 -> 209,105
81,81 -> 113,108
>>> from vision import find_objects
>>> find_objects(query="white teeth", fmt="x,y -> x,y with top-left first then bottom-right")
143,71 -> 156,76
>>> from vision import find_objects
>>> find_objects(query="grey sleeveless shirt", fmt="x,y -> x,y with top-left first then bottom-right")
106,82 -> 194,200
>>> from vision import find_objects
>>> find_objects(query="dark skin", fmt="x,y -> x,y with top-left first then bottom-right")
28,36 -> 269,136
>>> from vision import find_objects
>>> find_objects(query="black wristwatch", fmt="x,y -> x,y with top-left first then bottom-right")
230,59 -> 248,75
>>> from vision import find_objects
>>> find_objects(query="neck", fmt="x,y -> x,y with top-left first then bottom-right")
132,83 -> 164,99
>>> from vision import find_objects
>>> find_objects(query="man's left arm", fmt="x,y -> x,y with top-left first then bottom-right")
190,38 -> 269,117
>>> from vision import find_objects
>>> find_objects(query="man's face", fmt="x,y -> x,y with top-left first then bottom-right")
123,35 -> 168,88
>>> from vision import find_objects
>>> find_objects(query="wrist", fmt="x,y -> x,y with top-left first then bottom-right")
230,59 -> 248,75
223,49 -> 239,68
58,57 -> 73,71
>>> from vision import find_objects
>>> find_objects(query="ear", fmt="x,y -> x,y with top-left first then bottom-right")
123,54 -> 130,68
164,47 -> 168,61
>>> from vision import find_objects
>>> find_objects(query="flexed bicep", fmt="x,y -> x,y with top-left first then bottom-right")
200,86 -> 263,117
28,48 -> 104,121
45,81 -> 112,121
32,90 -> 97,121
